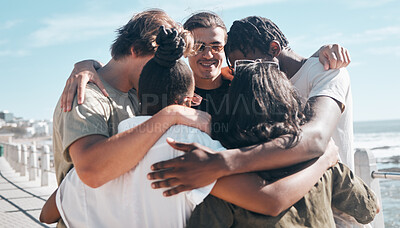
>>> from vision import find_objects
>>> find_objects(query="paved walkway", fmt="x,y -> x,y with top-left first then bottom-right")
0,157 -> 57,228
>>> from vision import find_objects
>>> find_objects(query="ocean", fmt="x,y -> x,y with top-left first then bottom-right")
354,119 -> 400,227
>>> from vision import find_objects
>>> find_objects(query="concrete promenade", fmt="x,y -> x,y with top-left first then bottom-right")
0,157 -> 57,228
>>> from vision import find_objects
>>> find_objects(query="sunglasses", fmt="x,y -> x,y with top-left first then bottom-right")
192,43 -> 224,56
233,59 -> 280,73
183,93 -> 203,107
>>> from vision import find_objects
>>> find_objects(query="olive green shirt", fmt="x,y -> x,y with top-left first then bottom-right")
187,163 -> 378,228
53,76 -> 139,186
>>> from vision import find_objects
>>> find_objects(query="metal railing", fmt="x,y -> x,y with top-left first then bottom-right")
372,171 -> 400,180
0,142 -> 54,186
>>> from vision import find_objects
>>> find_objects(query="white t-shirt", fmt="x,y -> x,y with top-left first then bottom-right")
56,116 -> 225,228
290,57 -> 354,170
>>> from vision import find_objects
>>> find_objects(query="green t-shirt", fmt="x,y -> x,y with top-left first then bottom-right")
53,77 -> 139,185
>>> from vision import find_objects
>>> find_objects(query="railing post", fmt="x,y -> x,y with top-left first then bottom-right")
10,144 -> 16,169
9,144 -> 15,169
29,145 -> 37,181
41,145 -> 50,186
4,143 -> 9,160
21,145 -> 28,176
12,144 -> 18,171
17,144 -> 22,173
354,148 -> 385,228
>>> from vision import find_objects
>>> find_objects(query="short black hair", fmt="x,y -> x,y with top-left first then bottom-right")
183,11 -> 227,42
225,16 -> 289,58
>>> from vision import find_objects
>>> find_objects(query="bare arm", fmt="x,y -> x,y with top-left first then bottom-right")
212,141 -> 338,216
70,105 -> 211,188
39,190 -> 60,224
61,60 -> 105,112
148,96 -> 342,195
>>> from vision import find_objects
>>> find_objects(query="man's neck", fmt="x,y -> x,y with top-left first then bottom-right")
97,58 -> 140,93
195,75 -> 223,90
277,48 -> 308,79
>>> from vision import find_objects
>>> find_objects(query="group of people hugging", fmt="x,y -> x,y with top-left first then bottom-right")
40,9 -> 379,228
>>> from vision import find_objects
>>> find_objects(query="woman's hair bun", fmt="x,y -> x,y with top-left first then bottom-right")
154,26 -> 186,67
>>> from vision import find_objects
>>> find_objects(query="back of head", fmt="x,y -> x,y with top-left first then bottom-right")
225,16 -> 289,58
139,26 -> 194,115
111,9 -> 179,60
184,11 -> 227,42
216,62 -> 306,149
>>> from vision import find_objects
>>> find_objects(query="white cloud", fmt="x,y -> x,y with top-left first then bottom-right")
0,49 -> 29,57
0,20 -> 22,29
365,45 -> 400,57
29,0 -> 284,48
29,12 -> 131,47
137,0 -> 287,21
296,26 -> 400,49
0,40 -> 8,46
344,0 -> 395,8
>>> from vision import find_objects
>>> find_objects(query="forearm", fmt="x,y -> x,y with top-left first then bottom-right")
71,108 -> 177,188
39,190 -> 60,224
211,156 -> 329,216
219,131 -> 319,176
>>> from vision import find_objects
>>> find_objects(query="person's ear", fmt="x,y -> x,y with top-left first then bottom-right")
178,97 -> 192,107
130,47 -> 137,57
268,41 -> 281,57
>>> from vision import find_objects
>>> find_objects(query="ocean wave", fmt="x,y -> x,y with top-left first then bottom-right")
354,132 -> 400,158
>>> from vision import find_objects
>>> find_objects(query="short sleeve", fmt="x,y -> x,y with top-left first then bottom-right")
60,86 -> 111,162
331,163 -> 378,224
307,61 -> 350,112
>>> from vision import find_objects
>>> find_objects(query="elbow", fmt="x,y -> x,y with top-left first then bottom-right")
256,197 -> 288,217
260,208 -> 282,217
265,202 -> 287,217
39,213 -> 46,224
305,130 -> 328,158
74,166 -> 105,188
39,212 -> 56,224
258,205 -> 285,217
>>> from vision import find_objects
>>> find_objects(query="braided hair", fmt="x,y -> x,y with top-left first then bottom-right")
225,16 -> 289,59
139,26 -> 194,115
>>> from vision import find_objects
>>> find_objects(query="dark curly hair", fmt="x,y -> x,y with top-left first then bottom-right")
215,62 -> 309,149
225,16 -> 289,60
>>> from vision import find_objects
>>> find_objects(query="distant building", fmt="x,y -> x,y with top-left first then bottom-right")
33,121 -> 50,136
25,127 -> 35,137
0,110 -> 14,122
0,119 -> 5,128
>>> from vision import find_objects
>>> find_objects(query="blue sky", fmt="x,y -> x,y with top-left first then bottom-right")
1,0 -> 399,122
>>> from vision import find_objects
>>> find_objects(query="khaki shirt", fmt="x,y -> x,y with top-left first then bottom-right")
187,163 -> 378,228
53,76 -> 139,185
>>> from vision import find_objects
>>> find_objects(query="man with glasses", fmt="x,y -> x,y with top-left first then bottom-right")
184,12 -> 231,123
60,11 -> 356,226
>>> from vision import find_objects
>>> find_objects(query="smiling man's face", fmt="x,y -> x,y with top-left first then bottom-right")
188,27 -> 226,90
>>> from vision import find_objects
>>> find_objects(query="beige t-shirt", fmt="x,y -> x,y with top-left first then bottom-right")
53,77 -> 139,185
